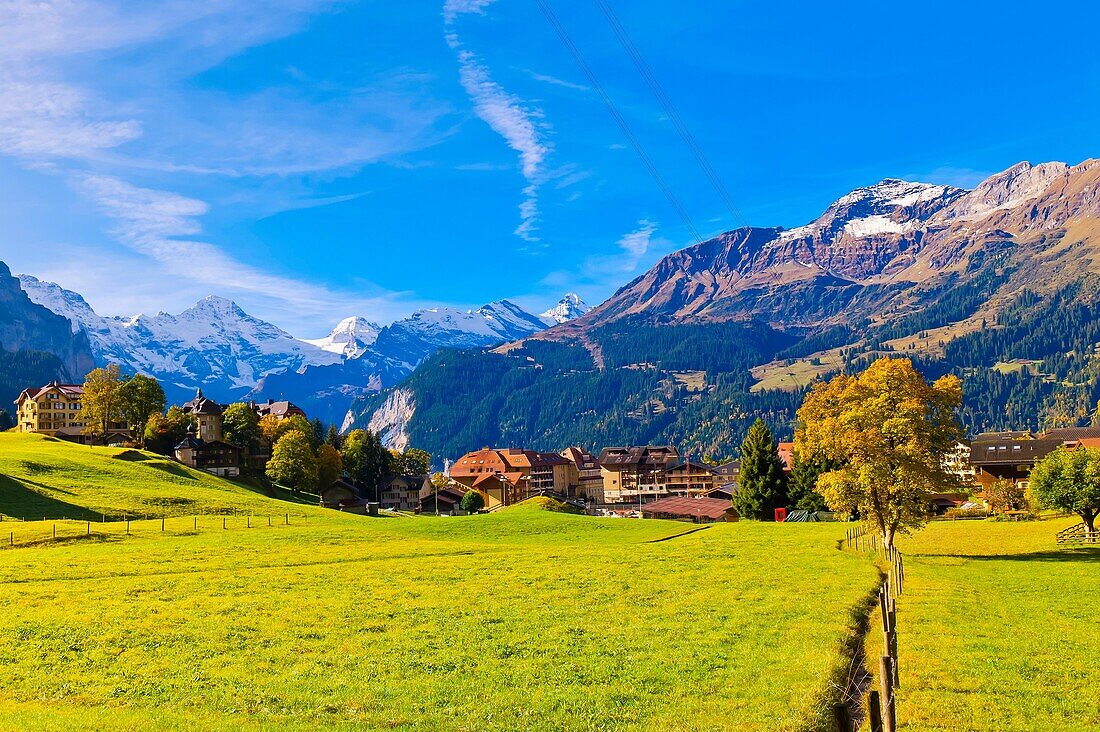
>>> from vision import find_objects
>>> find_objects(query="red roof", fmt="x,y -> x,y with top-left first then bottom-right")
640,496 -> 733,520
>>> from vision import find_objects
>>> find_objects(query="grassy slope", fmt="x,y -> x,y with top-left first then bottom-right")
0,432 -> 312,520
0,498 -> 878,731
894,518 -> 1099,731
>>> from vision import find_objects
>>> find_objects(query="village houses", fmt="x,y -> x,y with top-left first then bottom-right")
14,381 -> 129,445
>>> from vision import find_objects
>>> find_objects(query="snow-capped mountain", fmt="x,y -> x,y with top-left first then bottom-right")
18,276 -> 340,403
540,293 -> 590,324
251,298 -> 558,425
369,299 -> 553,370
304,316 -> 381,359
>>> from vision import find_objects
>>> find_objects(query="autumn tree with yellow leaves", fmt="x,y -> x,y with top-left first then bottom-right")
796,357 -> 963,548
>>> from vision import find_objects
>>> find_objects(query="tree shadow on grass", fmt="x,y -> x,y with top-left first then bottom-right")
929,550 -> 1100,563
0,474 -> 106,521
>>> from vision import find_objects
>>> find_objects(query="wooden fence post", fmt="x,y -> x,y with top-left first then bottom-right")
161,518 -> 165,532
832,702 -> 851,732
126,519 -> 130,535
867,690 -> 883,732
223,517 -> 227,530
87,521 -> 90,536
880,656 -> 896,732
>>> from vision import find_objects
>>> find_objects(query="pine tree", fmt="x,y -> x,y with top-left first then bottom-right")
735,418 -> 787,520
325,424 -> 342,450
787,450 -> 835,512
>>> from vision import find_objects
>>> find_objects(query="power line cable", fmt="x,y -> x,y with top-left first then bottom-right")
533,0 -> 705,245
593,0 -> 749,229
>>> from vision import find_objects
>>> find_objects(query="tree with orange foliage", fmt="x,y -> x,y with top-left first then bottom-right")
796,357 -> 962,548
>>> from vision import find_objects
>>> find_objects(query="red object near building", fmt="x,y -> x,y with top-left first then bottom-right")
774,507 -> 787,522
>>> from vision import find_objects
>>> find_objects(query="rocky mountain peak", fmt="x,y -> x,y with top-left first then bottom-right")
306,316 -> 382,359
943,160 -> 1070,222
541,293 -> 591,324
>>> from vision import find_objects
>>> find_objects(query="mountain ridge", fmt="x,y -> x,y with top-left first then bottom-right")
356,158 -> 1100,459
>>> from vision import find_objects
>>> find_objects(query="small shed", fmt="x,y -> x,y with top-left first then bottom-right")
320,479 -> 367,514
640,496 -> 737,523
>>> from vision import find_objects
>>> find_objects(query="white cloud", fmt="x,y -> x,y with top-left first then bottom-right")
443,0 -> 498,23
528,71 -> 587,92
70,174 -> 426,331
453,49 -> 551,241
618,219 -> 657,265
446,3 -> 552,242
0,73 -> 142,159
539,219 -> 665,295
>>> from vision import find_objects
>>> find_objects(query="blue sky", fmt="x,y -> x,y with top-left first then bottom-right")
1,0 -> 1098,337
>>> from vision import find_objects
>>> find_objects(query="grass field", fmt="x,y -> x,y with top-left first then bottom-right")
6,432 -> 1096,730
0,454 -> 880,732
893,518 -> 1100,731
0,432 -> 313,520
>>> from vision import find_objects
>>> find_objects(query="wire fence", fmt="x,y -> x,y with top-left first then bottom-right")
0,511 -> 314,548
834,526 -> 904,732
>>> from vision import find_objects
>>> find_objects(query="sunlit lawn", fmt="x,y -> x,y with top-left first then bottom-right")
0,501 -> 878,731
894,518 -> 1100,731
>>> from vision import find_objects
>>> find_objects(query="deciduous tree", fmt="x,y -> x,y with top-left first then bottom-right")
736,418 -> 787,520
397,448 -> 432,477
266,430 -> 318,495
260,413 -> 315,447
1029,446 -> 1100,532
986,478 -> 1028,515
143,406 -> 194,454
222,403 -> 261,451
118,374 -> 165,440
797,357 -> 963,548
79,364 -> 125,438
316,443 -> 343,488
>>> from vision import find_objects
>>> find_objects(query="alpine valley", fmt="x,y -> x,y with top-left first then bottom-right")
7,159 -> 1100,460
352,158 -> 1100,461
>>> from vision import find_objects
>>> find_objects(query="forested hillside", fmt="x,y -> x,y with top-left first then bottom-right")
354,321 -> 804,460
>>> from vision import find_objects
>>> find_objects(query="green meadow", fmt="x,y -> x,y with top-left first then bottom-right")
893,519 -> 1099,732
0,433 -> 879,731
2,431 -> 1097,731
0,432 -> 310,521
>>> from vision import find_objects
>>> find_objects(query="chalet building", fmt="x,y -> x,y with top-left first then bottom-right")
664,460 -> 718,497
450,447 -> 571,508
968,427 -> 1100,491
712,460 -> 740,494
253,399 -> 307,420
177,389 -> 308,471
14,382 -> 129,444
560,446 -> 603,501
640,496 -> 738,523
379,474 -> 431,512
181,389 -> 225,442
320,479 -> 368,513
597,446 -> 679,504
943,441 -> 975,486
174,424 -> 242,477
419,484 -> 467,515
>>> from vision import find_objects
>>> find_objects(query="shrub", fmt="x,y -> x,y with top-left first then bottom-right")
460,490 -> 485,514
